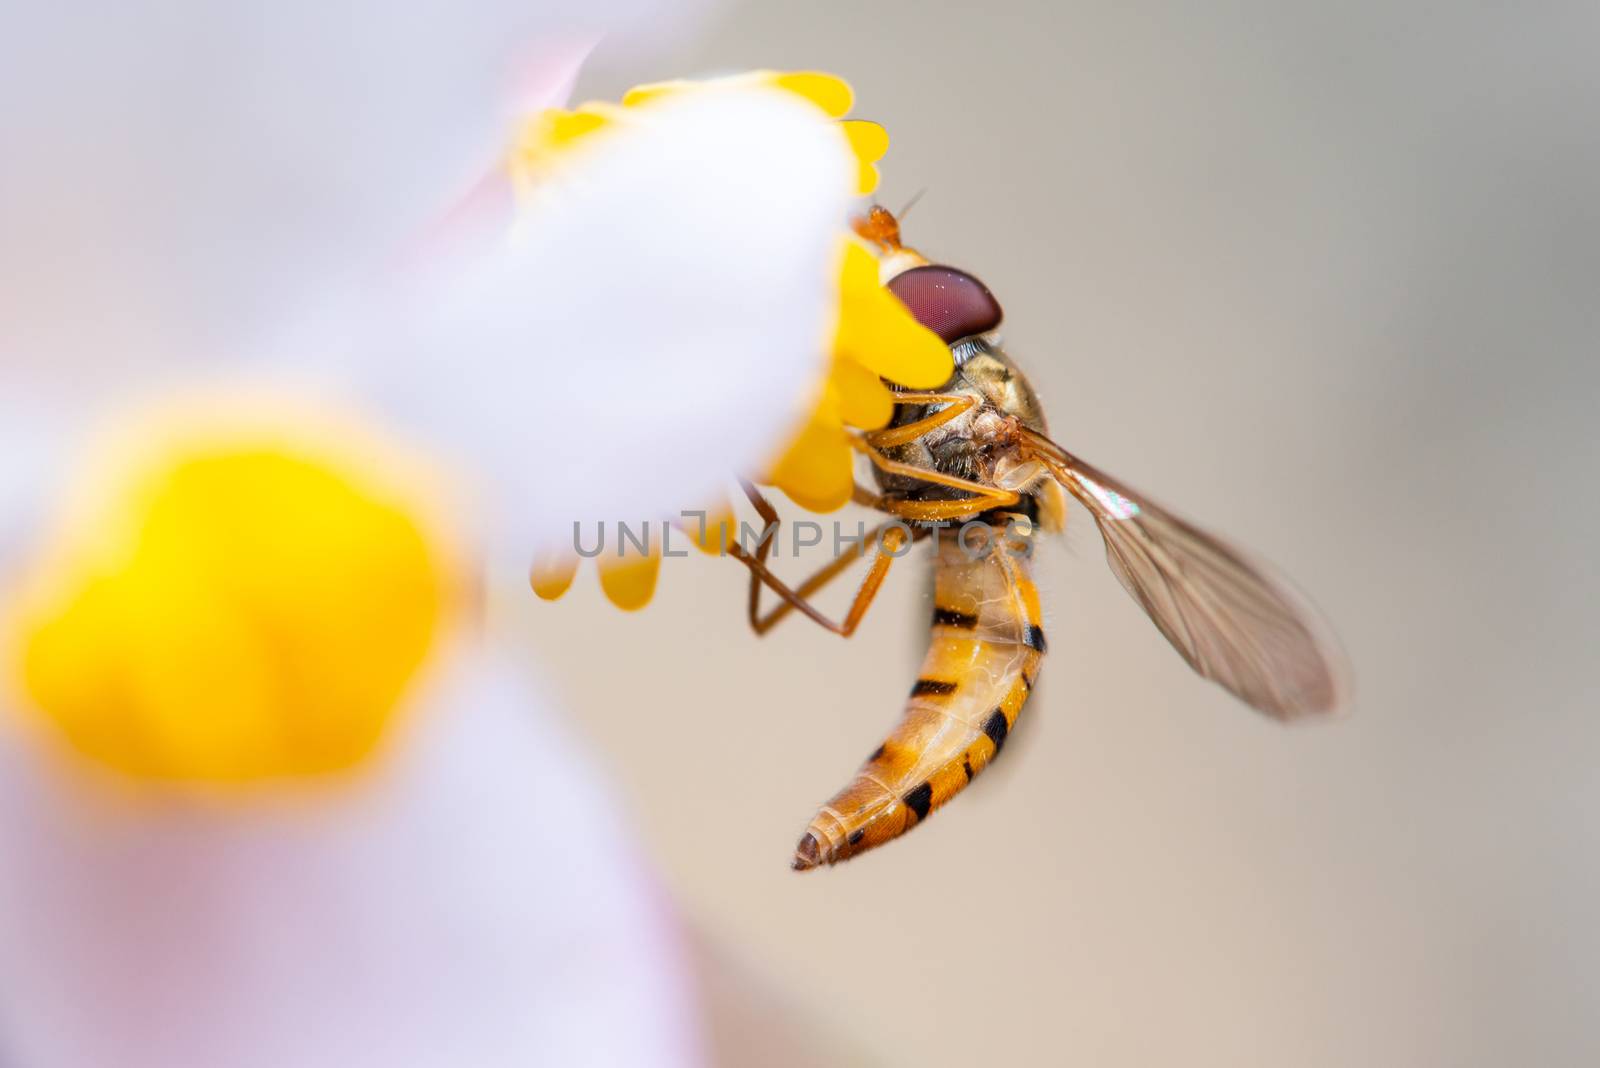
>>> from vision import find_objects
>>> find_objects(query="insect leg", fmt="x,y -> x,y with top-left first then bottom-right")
728,481 -> 927,637
861,392 -> 976,448
738,480 -> 781,614
729,522 -> 917,637
852,440 -> 1023,520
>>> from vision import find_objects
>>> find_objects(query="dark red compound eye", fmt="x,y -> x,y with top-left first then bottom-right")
886,265 -> 1003,344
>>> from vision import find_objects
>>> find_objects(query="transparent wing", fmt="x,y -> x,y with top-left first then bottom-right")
1021,428 -> 1346,720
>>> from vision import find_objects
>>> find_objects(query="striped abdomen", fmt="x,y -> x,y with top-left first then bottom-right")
792,528 -> 1046,869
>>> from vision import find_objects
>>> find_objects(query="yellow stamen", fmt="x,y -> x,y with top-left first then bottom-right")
597,543 -> 662,611
530,552 -> 580,601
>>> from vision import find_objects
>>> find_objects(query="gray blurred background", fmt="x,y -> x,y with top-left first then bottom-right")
501,2 -> 1600,1064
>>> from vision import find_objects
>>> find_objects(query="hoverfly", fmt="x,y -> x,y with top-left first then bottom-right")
726,205 -> 1345,871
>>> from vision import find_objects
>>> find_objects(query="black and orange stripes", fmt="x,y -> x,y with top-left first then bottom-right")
792,527 -> 1047,869
932,606 -> 979,629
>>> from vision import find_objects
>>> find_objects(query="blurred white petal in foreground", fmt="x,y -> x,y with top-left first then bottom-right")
0,651 -> 700,1068
364,85 -> 854,549
0,2 -> 712,389
0,4 -> 715,561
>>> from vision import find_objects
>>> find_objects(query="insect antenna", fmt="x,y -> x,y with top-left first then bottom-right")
897,187 -> 929,222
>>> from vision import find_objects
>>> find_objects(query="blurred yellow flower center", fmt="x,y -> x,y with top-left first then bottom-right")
8,419 -> 456,784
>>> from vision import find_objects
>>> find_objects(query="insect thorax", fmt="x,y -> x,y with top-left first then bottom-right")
875,339 -> 1051,511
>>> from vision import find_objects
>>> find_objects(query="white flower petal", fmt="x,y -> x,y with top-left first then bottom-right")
360,86 -> 853,552
0,2 -> 715,395
0,389 -> 75,570
0,651 -> 701,1068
